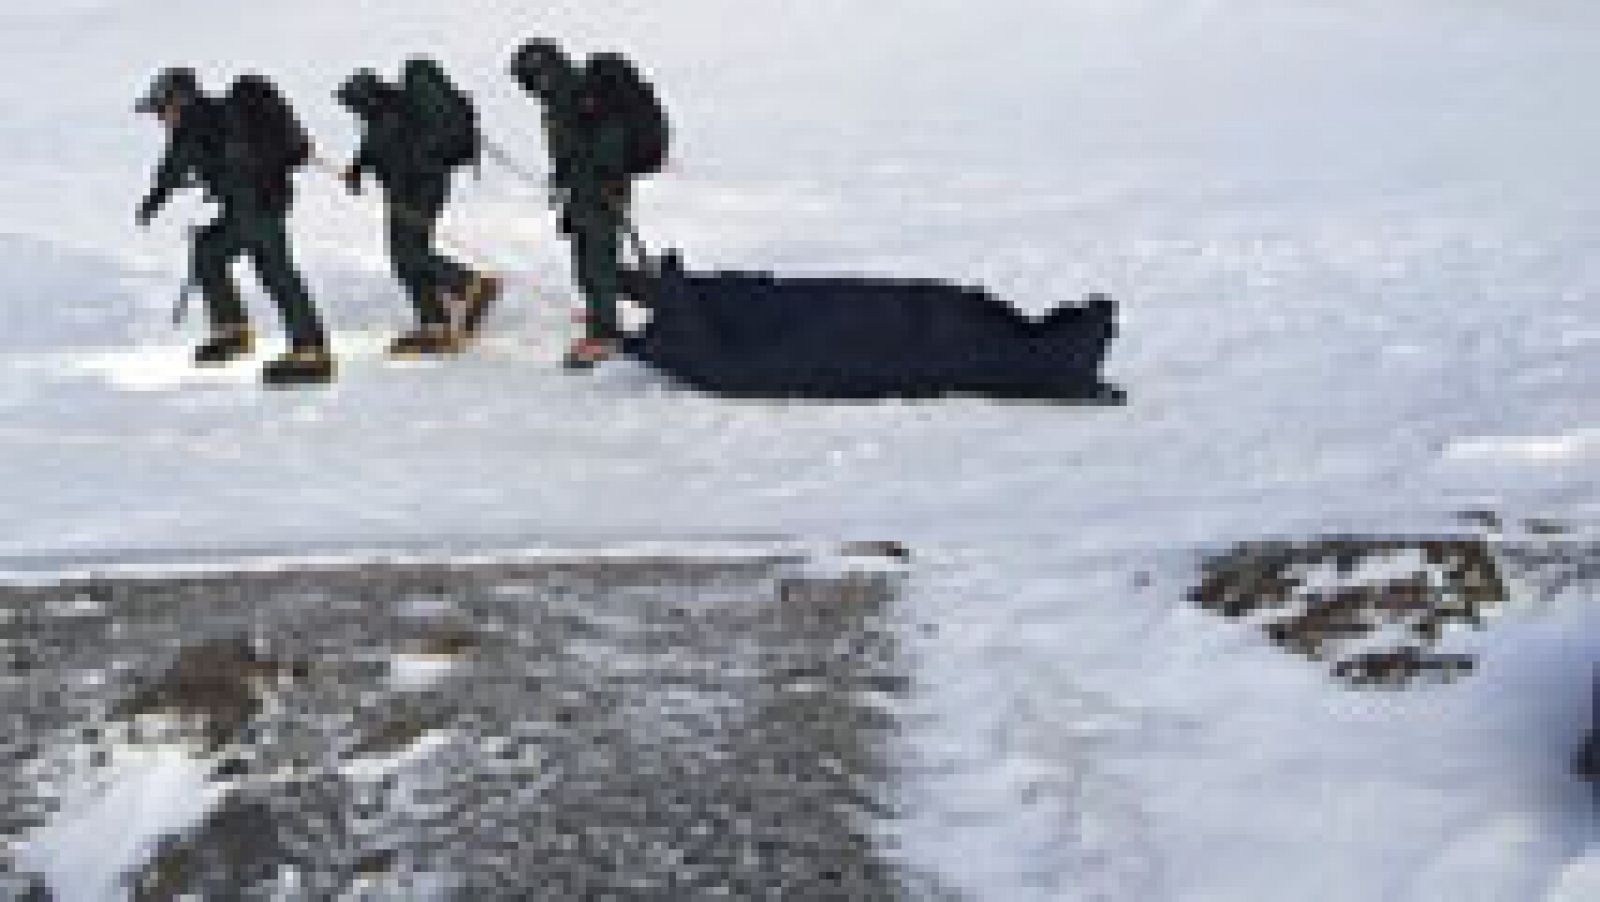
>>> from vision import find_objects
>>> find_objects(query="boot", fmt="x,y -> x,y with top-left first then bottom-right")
455,274 -> 503,341
387,323 -> 461,358
561,336 -> 616,371
261,345 -> 336,387
193,325 -> 255,366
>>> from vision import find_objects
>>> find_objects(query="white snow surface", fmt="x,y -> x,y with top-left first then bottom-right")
1,1 -> 1597,899
14,741 -> 225,902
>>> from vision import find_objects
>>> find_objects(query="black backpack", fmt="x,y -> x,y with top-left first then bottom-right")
225,74 -> 311,181
402,58 -> 481,171
583,53 -> 669,177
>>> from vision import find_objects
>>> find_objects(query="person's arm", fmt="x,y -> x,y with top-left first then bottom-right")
352,130 -> 377,178
137,131 -> 194,224
344,121 -> 379,193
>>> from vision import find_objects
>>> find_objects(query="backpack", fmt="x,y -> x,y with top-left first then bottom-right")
401,58 -> 481,171
582,53 -> 669,177
225,74 -> 311,180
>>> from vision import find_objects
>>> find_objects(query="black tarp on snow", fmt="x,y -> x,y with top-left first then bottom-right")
621,254 -> 1121,401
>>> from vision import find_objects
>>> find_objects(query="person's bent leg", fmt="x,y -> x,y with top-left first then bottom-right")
193,215 -> 248,329
415,174 -> 500,340
419,176 -> 473,300
384,182 -> 461,356
389,183 -> 452,328
190,214 -> 254,363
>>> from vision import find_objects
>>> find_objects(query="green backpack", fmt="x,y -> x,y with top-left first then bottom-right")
401,58 -> 481,171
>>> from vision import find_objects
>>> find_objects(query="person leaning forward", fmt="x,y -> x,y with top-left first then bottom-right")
511,39 -> 635,369
336,62 -> 501,357
135,67 -> 334,385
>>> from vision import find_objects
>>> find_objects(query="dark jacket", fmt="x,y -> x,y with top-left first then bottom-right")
534,80 -> 630,203
145,93 -> 307,215
142,95 -> 300,216
142,96 -> 229,214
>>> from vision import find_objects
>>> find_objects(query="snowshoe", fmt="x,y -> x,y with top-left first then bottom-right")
456,274 -> 502,341
192,326 -> 255,366
261,347 -> 335,387
387,324 -> 462,358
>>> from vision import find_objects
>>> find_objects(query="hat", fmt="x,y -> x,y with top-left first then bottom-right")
335,68 -> 389,112
511,38 -> 572,91
135,67 -> 200,115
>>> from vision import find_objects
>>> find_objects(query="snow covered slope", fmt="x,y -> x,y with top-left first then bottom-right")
0,1 -> 1596,899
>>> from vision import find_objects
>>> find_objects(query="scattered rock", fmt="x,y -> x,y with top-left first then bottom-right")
1190,537 -> 1510,687
114,637 -> 293,750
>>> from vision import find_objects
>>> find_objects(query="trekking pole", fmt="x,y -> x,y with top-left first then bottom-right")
172,277 -> 194,327
171,224 -> 199,327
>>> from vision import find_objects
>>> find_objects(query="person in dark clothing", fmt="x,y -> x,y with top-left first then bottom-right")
336,63 -> 500,356
135,67 -> 334,384
511,39 -> 635,369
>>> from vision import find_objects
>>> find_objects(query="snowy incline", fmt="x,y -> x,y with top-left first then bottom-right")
1,1 -> 1598,899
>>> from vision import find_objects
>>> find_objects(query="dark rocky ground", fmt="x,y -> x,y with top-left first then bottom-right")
1189,527 -> 1600,688
0,549 -> 935,900
5,527 -> 1592,899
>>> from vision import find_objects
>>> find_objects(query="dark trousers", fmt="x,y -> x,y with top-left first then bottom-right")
563,183 -> 630,341
386,175 -> 471,328
193,206 -> 325,349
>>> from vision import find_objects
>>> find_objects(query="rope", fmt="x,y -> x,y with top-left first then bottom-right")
479,139 -> 658,278
480,139 -> 549,192
308,143 -> 661,328
308,154 -> 503,277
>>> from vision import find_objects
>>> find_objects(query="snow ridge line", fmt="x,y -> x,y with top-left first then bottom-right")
0,539 -> 903,589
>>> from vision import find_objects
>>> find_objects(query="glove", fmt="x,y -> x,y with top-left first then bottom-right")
135,197 -> 158,227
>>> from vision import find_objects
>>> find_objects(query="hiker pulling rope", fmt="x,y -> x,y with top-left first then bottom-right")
332,63 -> 503,356
481,136 -> 657,279
510,39 -> 670,368
135,68 -> 336,385
132,40 -> 672,384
